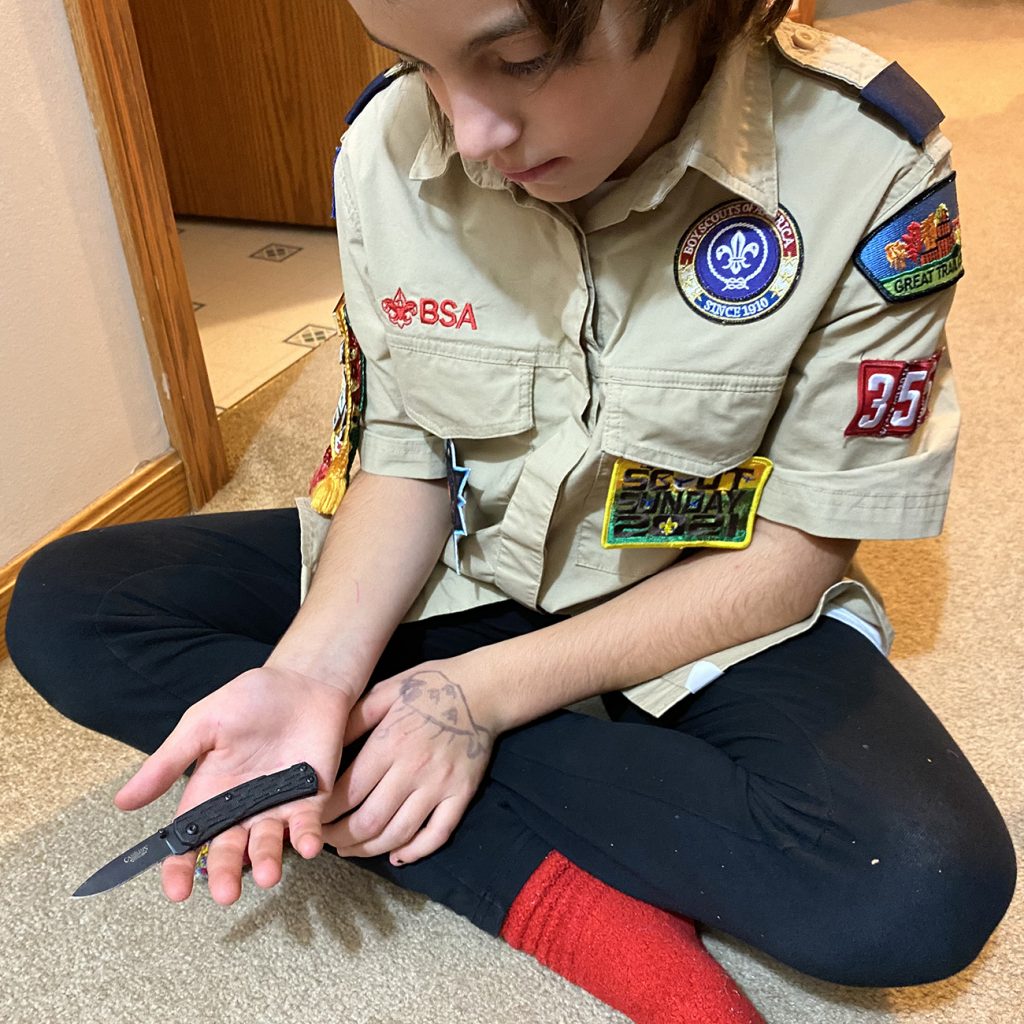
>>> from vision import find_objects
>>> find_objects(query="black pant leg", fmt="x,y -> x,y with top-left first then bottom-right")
6,514 -> 558,933
6,508 -> 304,753
9,521 -> 1014,986
6,507 -> 561,747
479,620 -> 1016,986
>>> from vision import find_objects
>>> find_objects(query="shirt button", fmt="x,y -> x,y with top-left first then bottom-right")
793,26 -> 818,50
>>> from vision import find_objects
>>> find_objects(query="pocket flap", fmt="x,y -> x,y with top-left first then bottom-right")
388,338 -> 536,438
601,369 -> 786,478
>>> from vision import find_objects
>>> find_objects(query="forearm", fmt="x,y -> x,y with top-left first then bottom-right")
266,470 -> 450,688
458,520 -> 857,732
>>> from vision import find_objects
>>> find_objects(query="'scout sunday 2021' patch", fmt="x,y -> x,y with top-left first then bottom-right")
601,457 -> 773,550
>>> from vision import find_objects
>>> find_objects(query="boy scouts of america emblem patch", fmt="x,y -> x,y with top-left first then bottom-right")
602,457 -> 773,550
854,173 -> 963,303
676,201 -> 802,324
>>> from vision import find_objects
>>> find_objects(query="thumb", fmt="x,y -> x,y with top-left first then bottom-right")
343,678 -> 400,745
114,712 -> 209,811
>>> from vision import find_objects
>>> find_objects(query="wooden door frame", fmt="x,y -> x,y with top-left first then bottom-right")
62,0 -> 228,510
790,0 -> 816,24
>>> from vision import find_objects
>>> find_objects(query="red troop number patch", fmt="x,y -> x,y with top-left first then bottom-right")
845,354 -> 940,438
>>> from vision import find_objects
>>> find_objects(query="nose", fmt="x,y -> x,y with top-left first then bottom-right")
447,88 -> 521,164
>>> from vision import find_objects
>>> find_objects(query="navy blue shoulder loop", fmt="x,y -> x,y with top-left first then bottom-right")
332,64 -> 413,219
860,62 -> 944,146
331,143 -> 343,221
345,63 -> 413,126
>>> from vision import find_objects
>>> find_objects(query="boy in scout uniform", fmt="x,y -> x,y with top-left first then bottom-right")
8,2 -> 1015,1021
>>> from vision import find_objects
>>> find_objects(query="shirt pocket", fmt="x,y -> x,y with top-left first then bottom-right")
386,336 -> 539,538
387,336 -> 536,439
576,368 -> 787,579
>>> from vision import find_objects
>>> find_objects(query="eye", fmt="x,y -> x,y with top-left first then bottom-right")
500,53 -> 552,78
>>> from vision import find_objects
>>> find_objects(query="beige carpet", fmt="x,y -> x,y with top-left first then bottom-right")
2,1 -> 1020,1021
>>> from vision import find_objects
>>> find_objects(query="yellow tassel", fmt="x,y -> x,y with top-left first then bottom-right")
311,468 -> 348,516
308,296 -> 364,517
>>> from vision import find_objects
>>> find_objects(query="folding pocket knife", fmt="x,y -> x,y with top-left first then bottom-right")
73,762 -> 319,897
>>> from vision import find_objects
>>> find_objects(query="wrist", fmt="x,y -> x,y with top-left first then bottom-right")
264,628 -> 373,696
446,649 -> 519,736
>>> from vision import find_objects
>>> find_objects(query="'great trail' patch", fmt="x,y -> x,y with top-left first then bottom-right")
676,201 -> 802,324
854,173 -> 963,303
601,457 -> 773,550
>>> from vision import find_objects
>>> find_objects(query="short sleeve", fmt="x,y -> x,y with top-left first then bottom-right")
334,148 -> 447,480
757,162 -> 962,540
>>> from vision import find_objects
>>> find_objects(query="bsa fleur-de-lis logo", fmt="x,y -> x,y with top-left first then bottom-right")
716,229 -> 761,280
381,287 -> 418,329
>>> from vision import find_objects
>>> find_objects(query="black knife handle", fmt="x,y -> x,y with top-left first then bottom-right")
165,763 -> 319,853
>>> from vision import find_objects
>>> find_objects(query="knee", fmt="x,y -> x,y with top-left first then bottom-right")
869,859 -> 1013,987
7,534 -> 74,661
900,826 -> 1017,985
792,821 -> 1017,987
6,531 -> 113,722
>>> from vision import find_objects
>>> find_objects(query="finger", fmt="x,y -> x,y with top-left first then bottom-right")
286,805 -> 325,860
387,795 -> 466,866
205,826 -> 248,905
115,713 -> 211,812
322,769 -> 411,851
320,745 -> 389,824
333,791 -> 436,859
247,818 -> 285,890
161,850 -> 198,903
343,679 -> 399,746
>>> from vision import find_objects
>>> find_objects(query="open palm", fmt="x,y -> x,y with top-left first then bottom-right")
115,664 -> 359,904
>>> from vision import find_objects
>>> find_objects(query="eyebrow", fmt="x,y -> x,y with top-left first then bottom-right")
365,12 -> 534,63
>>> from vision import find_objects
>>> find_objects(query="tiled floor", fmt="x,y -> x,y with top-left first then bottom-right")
176,217 -> 343,410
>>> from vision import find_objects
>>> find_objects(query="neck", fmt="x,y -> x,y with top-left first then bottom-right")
613,36 -> 714,180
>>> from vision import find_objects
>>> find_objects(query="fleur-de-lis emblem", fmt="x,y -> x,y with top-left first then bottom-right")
381,287 -> 418,329
716,230 -> 760,275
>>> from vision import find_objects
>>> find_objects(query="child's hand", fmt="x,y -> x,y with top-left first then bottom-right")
321,662 -> 496,866
115,665 -> 360,905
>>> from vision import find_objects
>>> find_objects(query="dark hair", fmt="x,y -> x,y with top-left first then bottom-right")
523,0 -> 793,64
421,0 -> 793,142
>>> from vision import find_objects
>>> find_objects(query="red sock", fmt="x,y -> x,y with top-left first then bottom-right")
499,851 -> 763,1024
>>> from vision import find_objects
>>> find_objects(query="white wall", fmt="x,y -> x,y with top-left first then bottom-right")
0,0 -> 170,565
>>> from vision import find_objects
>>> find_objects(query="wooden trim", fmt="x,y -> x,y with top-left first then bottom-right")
61,0 -> 229,508
0,453 -> 190,663
789,0 -> 816,24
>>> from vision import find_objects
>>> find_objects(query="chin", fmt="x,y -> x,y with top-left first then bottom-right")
523,176 -> 600,204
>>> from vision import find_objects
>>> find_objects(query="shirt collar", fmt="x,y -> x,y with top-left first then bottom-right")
685,34 -> 780,216
409,118 -> 509,190
408,35 -> 779,217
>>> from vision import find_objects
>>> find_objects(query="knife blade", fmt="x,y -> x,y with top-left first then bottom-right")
72,762 -> 319,898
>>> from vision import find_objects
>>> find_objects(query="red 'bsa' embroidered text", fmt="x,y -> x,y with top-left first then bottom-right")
845,353 -> 940,438
381,287 -> 478,331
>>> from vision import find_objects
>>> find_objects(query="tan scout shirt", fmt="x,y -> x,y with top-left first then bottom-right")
298,20 -> 961,716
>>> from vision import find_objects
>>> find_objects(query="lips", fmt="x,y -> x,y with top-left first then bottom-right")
501,160 -> 545,176
498,157 -> 563,183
